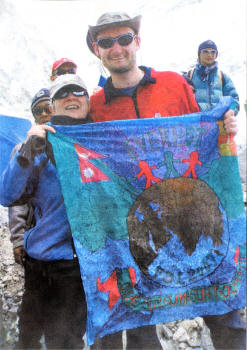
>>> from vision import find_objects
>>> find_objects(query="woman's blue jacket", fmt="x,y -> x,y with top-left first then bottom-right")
191,64 -> 239,114
0,145 -> 75,261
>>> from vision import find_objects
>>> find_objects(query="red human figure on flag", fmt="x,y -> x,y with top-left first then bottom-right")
97,268 -> 136,310
182,151 -> 202,179
137,160 -> 162,189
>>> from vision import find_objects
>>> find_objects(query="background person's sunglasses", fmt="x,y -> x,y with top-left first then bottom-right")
54,86 -> 87,100
54,68 -> 76,76
32,105 -> 51,117
201,49 -> 217,55
96,33 -> 136,49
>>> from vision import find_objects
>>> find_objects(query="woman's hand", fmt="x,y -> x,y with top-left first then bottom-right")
223,110 -> 238,136
27,124 -> 56,139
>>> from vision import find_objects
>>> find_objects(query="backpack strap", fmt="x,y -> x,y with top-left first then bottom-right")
218,70 -> 225,89
189,68 -> 224,91
24,157 -> 49,229
188,68 -> 195,80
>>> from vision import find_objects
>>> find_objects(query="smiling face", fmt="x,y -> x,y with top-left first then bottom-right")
92,26 -> 140,74
53,86 -> 89,119
33,100 -> 54,124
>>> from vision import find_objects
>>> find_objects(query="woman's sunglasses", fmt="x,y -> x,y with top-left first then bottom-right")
54,86 -> 88,100
96,33 -> 136,49
201,49 -> 217,55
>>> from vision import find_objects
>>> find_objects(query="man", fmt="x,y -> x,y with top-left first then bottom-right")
86,12 -> 240,350
183,40 -> 240,115
7,88 -> 54,349
87,14 -> 199,121
9,88 -> 54,267
31,88 -> 54,123
1,75 -> 90,350
50,57 -> 77,81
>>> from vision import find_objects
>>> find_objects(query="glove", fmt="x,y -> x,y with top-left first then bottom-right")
13,246 -> 26,266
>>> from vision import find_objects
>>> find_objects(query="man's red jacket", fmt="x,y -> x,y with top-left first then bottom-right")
90,67 -> 199,122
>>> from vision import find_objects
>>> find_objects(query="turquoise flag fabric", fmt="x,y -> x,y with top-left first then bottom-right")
48,98 -> 246,346
0,114 -> 31,175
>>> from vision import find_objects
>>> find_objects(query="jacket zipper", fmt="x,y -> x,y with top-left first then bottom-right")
132,87 -> 140,118
208,80 -> 211,108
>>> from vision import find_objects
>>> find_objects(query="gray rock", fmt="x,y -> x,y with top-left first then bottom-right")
194,317 -> 204,329
173,326 -> 189,342
161,324 -> 173,339
179,320 -> 198,332
200,324 -> 215,350
187,337 -> 201,348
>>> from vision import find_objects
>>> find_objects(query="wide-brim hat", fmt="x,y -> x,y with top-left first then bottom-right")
87,12 -> 142,55
50,74 -> 88,99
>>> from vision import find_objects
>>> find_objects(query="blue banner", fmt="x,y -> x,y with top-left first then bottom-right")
48,98 -> 246,345
0,114 -> 31,175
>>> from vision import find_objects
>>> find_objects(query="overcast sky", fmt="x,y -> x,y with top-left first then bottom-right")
1,0 -> 246,143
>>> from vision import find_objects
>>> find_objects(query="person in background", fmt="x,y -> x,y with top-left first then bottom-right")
183,40 -> 240,116
7,88 -> 54,349
9,88 -> 54,266
183,45 -> 244,350
50,57 -> 77,81
86,12 -> 240,350
2,76 -> 90,350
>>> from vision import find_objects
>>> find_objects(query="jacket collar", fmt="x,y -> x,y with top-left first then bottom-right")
50,114 -> 92,125
196,62 -> 218,79
104,66 -> 156,103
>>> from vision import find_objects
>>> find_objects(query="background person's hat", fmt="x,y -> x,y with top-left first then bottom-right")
31,88 -> 50,112
51,58 -> 77,74
50,74 -> 88,99
198,40 -> 218,56
87,12 -> 142,55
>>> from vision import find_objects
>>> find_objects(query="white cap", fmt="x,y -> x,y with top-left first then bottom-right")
50,74 -> 88,99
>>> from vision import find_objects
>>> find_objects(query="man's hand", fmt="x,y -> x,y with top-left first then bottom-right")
13,246 -> 26,266
223,109 -> 238,136
27,124 -> 56,139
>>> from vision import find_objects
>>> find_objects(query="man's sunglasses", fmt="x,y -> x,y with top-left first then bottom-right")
201,49 -> 217,55
53,68 -> 76,76
32,105 -> 51,117
54,86 -> 88,100
96,33 -> 136,49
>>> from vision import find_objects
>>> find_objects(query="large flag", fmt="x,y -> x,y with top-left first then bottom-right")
48,98 -> 246,346
0,114 -> 31,175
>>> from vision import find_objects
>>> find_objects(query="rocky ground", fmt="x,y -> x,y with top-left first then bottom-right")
0,207 -> 24,349
0,146 -> 246,350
